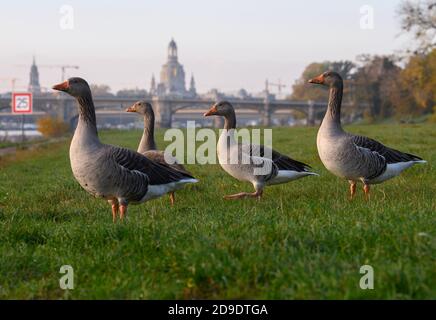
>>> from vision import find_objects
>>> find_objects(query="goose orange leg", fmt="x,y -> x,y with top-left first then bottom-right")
119,205 -> 128,221
169,192 -> 175,206
349,181 -> 356,200
363,184 -> 370,201
111,203 -> 119,223
223,189 -> 263,200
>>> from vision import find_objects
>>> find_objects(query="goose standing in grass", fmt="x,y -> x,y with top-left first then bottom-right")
52,78 -> 197,222
204,101 -> 317,199
126,100 -> 193,206
309,71 -> 426,200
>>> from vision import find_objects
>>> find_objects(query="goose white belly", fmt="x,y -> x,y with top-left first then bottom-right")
217,132 -> 253,183
317,133 -> 354,179
267,170 -> 316,185
69,136 -> 117,200
368,160 -> 425,184
139,178 -> 198,202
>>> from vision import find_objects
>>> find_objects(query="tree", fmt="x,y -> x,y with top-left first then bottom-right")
116,88 -> 148,98
90,84 -> 113,97
353,55 -> 401,120
393,48 -> 436,118
291,60 -> 356,102
397,0 -> 436,54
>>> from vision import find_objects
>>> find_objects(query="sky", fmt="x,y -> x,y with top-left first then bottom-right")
0,0 -> 409,94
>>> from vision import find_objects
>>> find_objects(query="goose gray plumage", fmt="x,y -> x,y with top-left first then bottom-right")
204,101 -> 318,199
126,100 -> 194,205
52,78 -> 197,222
308,71 -> 426,199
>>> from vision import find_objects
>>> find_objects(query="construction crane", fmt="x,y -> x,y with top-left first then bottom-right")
40,65 -> 80,81
15,64 -> 79,81
265,79 -> 287,96
0,77 -> 20,92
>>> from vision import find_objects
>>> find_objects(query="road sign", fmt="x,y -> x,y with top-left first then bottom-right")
12,92 -> 33,114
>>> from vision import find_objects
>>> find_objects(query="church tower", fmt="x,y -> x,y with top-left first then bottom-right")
189,74 -> 196,96
149,73 -> 156,96
159,39 -> 187,95
28,56 -> 41,94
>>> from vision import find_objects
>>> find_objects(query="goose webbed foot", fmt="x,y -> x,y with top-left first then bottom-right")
223,190 -> 263,200
169,192 -> 175,206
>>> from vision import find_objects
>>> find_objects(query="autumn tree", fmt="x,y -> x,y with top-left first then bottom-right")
353,55 -> 401,120
116,88 -> 148,97
90,84 -> 113,96
394,49 -> 436,119
291,60 -> 356,102
37,117 -> 69,138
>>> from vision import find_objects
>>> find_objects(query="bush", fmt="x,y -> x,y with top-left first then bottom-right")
429,106 -> 436,123
37,117 -> 70,138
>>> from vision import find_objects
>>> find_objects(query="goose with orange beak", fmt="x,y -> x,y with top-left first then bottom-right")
309,71 -> 426,200
204,101 -> 318,199
125,101 -> 196,206
52,78 -> 197,222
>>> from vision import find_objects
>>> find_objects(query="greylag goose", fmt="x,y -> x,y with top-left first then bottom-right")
126,100 -> 194,206
309,71 -> 426,199
52,78 -> 197,222
204,101 -> 318,199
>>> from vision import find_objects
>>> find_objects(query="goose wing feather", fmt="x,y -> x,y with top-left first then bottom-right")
142,150 -> 190,174
241,144 -> 312,172
106,145 -> 194,185
351,135 -> 423,163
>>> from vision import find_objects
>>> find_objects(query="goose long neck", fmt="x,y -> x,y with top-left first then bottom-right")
223,111 -> 236,130
322,83 -> 343,130
76,91 -> 98,137
138,113 -> 157,152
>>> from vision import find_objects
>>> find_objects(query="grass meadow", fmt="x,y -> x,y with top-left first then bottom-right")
0,124 -> 435,299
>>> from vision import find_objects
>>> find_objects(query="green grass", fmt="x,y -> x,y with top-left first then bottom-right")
0,124 -> 435,299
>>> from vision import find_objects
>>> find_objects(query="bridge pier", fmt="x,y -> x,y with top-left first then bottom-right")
262,94 -> 272,127
54,96 -> 77,127
153,97 -> 172,128
307,100 -> 315,126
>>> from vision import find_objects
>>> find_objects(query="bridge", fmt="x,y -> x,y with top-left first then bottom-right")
0,94 -> 361,128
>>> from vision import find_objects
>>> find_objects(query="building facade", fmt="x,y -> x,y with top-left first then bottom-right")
154,39 -> 196,98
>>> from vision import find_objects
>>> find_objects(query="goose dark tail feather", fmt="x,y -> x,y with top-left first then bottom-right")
275,156 -> 313,172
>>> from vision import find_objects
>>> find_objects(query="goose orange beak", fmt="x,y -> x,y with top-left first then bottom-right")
125,105 -> 136,112
204,105 -> 218,117
52,80 -> 69,92
308,74 -> 324,85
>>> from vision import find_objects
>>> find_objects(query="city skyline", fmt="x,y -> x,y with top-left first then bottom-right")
0,0 -> 407,94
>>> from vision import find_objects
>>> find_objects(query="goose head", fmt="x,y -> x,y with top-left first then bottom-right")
204,101 -> 234,117
308,71 -> 343,87
52,77 -> 91,97
126,101 -> 154,116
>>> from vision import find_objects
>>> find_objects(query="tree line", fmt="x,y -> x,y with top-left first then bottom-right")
290,0 -> 436,123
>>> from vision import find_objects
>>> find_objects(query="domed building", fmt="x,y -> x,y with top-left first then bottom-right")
153,39 -> 196,98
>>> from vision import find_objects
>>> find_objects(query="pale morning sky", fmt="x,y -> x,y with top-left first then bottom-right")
0,0 -> 408,94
